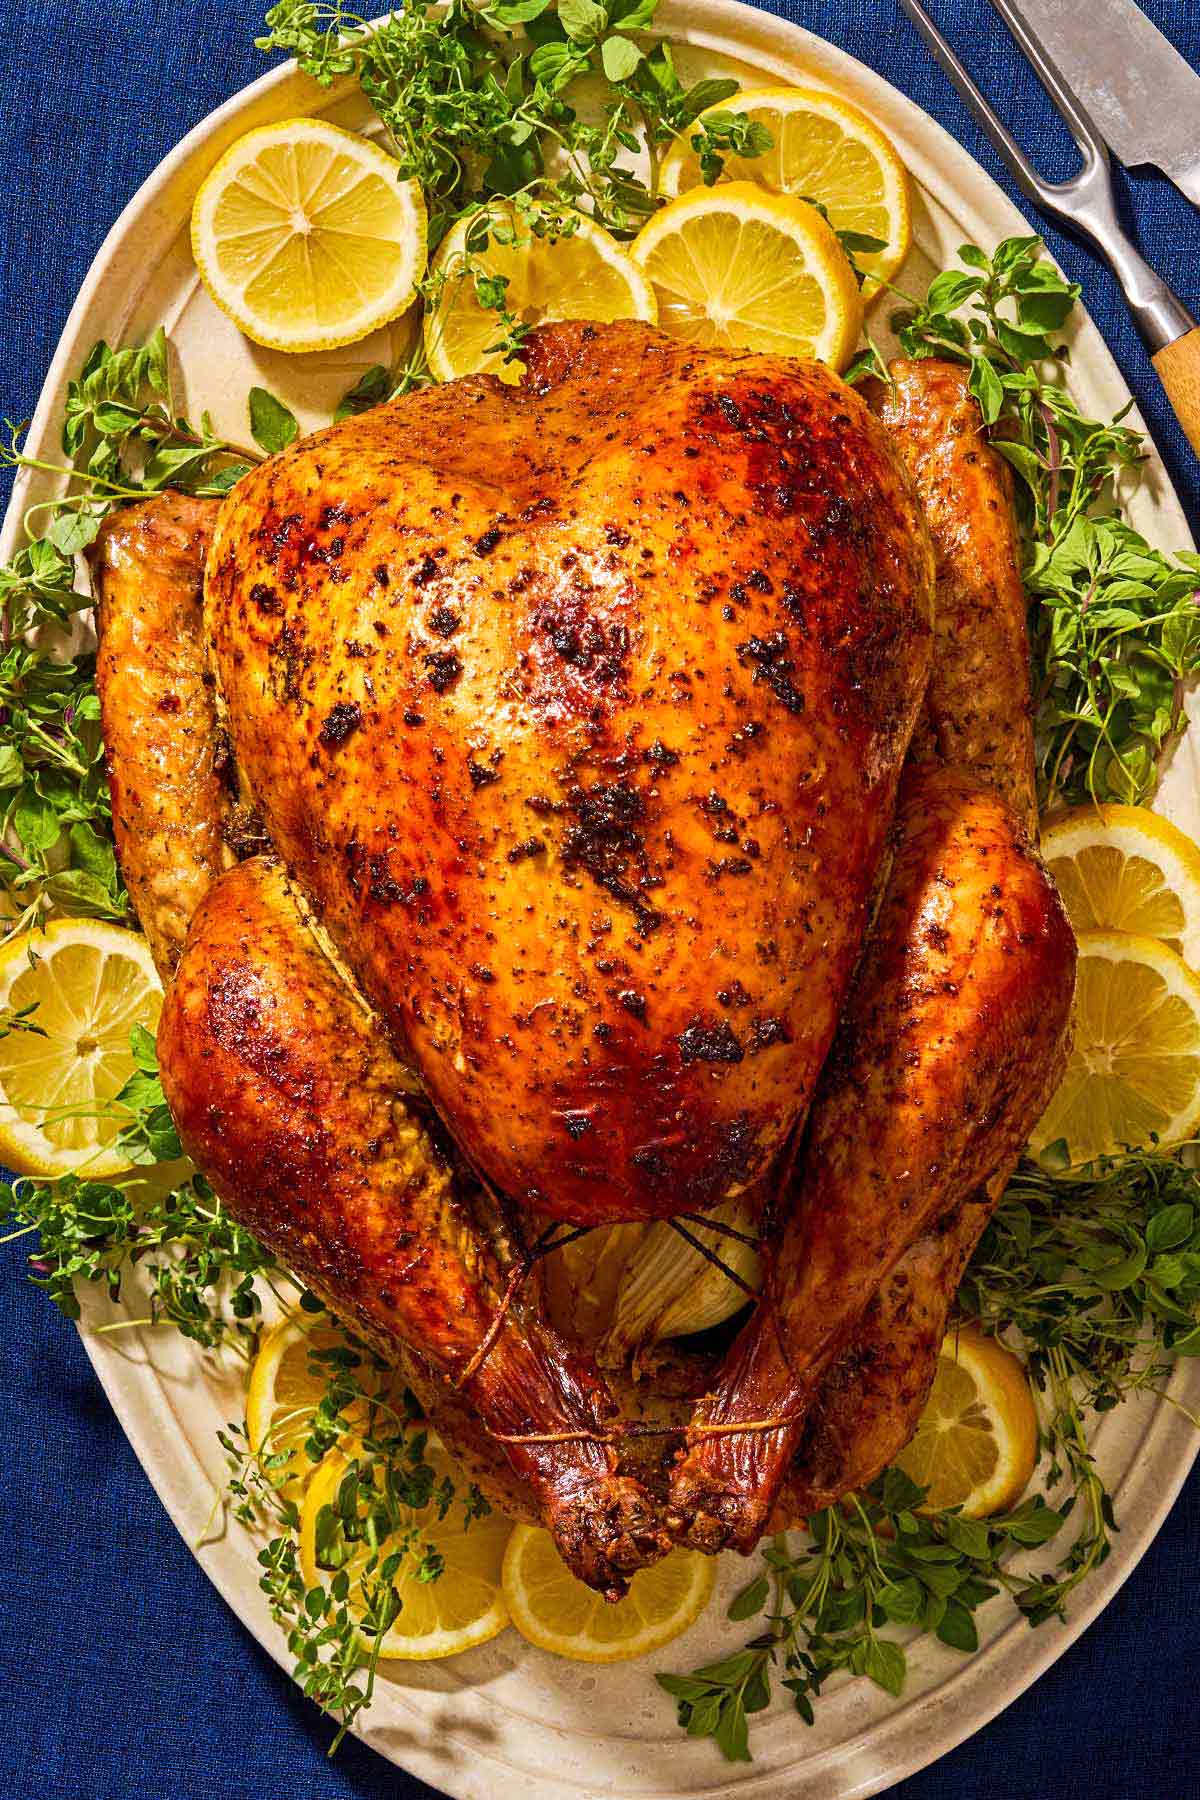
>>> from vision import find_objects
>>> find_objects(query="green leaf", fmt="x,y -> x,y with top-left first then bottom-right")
936,1598 -> 979,1653
1090,1240 -> 1148,1291
714,1696 -> 750,1763
1146,1203 -> 1194,1252
875,1577 -> 924,1624
46,509 -> 103,556
726,1573 -> 769,1620
485,0 -> 553,20
0,744 -> 25,790
558,0 -> 607,41
969,357 -> 1005,426
864,1637 -> 907,1697
68,819 -> 117,887
14,787 -> 61,854
601,34 -> 642,81
923,270 -> 983,316
248,387 -> 300,456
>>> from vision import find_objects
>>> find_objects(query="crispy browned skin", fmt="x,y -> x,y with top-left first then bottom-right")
668,765 -> 1075,1552
89,495 -> 228,976
784,1186 -> 1007,1513
206,320 -> 933,1225
158,853 -> 670,1596
784,364 -> 1050,1512
867,360 -> 1037,832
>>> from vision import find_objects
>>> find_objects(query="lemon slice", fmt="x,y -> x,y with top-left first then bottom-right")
300,1438 -> 511,1659
0,919 -> 162,1178
630,182 -> 863,369
246,1312 -> 401,1492
660,85 -> 911,295
893,1325 -> 1038,1516
501,1524 -> 715,1663
424,202 -> 657,384
1042,804 -> 1200,967
191,119 -> 427,353
1031,929 -> 1200,1166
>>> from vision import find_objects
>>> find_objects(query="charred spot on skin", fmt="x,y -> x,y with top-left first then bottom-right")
630,1145 -> 668,1179
429,605 -> 460,638
424,650 -> 462,694
467,756 -> 501,789
345,841 -> 432,916
678,1019 -> 744,1065
507,836 -> 545,864
717,980 -> 752,1009
643,739 -> 679,770
412,553 -> 439,588
604,523 -> 631,548
737,631 -> 805,716
249,581 -> 283,616
318,701 -> 363,749
749,1015 -> 791,1052
619,989 -> 647,1023
157,693 -> 182,716
403,709 -> 425,728
267,619 -> 314,704
563,1112 -> 593,1140
726,720 -> 765,758
475,527 -> 502,557
560,777 -> 665,937
469,963 -> 495,984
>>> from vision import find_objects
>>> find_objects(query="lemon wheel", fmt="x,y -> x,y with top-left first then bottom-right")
245,1311 -> 402,1494
300,1439 -> 512,1659
630,182 -> 862,369
1031,929 -> 1200,1166
501,1525 -> 715,1662
660,85 -> 911,296
424,202 -> 657,384
0,919 -> 162,1178
1041,804 -> 1200,967
191,119 -> 427,353
893,1324 -> 1038,1516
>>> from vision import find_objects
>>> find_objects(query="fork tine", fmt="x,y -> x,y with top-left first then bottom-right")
898,0 -> 1050,205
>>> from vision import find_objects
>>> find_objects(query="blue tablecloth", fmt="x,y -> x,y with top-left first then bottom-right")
2,3 -> 1198,1796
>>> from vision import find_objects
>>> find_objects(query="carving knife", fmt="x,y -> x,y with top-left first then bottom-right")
1000,0 -> 1200,206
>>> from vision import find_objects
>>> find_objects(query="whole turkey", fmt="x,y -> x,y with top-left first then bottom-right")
91,321 -> 1075,1596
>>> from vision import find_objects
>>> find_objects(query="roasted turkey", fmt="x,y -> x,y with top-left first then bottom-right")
90,321 -> 1075,1597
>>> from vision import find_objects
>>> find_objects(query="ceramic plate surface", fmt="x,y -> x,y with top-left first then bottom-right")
3,5 -> 1198,1797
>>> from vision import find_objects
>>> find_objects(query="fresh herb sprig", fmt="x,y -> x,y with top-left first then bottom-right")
257,0 -> 761,239
881,236 -> 1200,808
0,331 -> 260,934
221,1317 -> 485,1753
660,1478 -> 1065,1761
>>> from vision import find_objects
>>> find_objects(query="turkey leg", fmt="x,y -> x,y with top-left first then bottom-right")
669,765 -> 1075,1553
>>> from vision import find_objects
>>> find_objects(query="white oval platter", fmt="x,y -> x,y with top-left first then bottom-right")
3,4 -> 1199,1798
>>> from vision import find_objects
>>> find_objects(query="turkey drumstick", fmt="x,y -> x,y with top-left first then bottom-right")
158,854 -> 671,1595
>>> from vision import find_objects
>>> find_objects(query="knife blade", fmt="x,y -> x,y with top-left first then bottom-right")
996,0 -> 1200,205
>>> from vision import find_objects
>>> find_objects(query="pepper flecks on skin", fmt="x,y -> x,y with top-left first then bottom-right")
205,320 -> 935,1227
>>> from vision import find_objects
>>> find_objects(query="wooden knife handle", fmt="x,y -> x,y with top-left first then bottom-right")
1152,328 -> 1200,459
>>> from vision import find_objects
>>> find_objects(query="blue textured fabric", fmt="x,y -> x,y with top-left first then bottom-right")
1,3 -> 1198,1796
